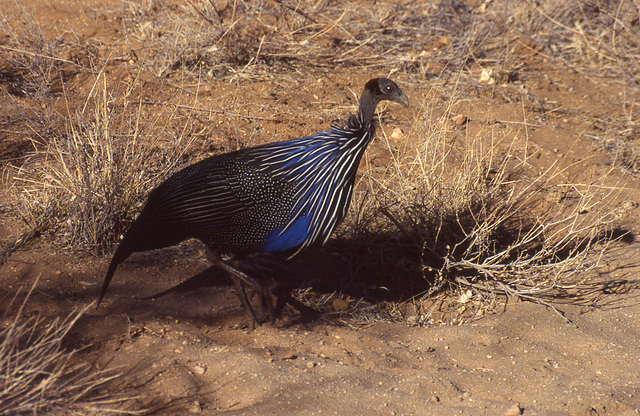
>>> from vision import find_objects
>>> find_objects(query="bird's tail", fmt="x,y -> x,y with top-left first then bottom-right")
97,229 -> 139,307
97,217 -> 180,307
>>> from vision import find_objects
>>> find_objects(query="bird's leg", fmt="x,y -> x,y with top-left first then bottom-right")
227,270 -> 261,326
206,249 -> 275,325
217,258 -> 275,324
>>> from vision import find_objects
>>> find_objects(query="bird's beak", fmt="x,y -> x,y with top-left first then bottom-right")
395,91 -> 409,107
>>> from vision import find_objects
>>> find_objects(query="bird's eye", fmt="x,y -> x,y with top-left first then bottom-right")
385,85 -> 394,93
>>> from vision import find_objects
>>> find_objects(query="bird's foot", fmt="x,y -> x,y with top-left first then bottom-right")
230,275 -> 277,328
207,250 -> 277,327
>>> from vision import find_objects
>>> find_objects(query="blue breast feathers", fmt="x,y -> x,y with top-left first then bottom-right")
261,214 -> 312,252
248,127 -> 369,254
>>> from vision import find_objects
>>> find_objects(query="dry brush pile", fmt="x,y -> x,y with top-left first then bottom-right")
354,96 -> 627,324
0,278 -> 140,415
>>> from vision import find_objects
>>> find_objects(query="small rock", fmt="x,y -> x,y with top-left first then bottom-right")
193,365 -> 206,375
391,127 -> 404,140
429,394 -> 440,403
436,36 -> 450,47
459,289 -> 473,303
213,0 -> 229,12
479,68 -> 495,84
504,403 -> 523,416
622,200 -> 637,211
188,400 -> 202,413
332,298 -> 350,311
452,114 -> 468,125
306,361 -> 316,369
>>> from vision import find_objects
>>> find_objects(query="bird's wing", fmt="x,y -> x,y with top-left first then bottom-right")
140,156 -> 257,228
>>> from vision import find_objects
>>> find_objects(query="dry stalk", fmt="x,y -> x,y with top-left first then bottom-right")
0,276 -> 140,415
5,72 -> 195,254
347,88 -> 626,325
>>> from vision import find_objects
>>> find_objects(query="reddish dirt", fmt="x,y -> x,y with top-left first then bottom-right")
2,1 -> 640,415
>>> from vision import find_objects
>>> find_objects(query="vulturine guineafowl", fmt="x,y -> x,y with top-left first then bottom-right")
98,78 -> 409,321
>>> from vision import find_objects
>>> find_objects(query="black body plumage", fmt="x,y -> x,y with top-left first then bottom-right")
99,78 -> 408,306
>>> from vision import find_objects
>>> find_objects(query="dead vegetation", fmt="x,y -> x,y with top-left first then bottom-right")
363,95 -> 627,325
5,72 -> 196,255
0,277 -> 138,415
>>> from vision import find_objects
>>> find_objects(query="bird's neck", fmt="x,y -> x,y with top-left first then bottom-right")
357,91 -> 379,130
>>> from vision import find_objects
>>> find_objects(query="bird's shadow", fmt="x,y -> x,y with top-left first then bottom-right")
102,226 -> 640,325
126,233 -> 427,323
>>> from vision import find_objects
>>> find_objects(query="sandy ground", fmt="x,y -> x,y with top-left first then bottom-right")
2,0 -> 640,415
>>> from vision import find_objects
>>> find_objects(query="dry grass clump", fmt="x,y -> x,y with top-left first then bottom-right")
0,8 -> 62,98
5,74 -> 194,255
510,0 -> 640,77
134,0 -> 640,79
342,97 -> 627,325
505,0 -> 640,172
589,125 -> 640,174
0,1 -> 96,100
0,279 -> 137,415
